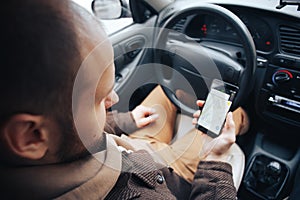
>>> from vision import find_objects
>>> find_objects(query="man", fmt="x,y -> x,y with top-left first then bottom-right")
0,0 -> 242,199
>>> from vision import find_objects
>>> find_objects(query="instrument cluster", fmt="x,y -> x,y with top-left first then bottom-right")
184,12 -> 275,52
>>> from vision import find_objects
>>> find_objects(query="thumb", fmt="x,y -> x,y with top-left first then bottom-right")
137,114 -> 159,128
225,112 -> 235,130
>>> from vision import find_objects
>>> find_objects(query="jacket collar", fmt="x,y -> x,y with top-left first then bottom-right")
0,134 -> 162,200
56,134 -> 123,199
61,135 -> 162,200
0,134 -> 122,199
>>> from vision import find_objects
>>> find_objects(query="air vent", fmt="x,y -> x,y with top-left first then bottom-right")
279,25 -> 300,56
172,18 -> 187,33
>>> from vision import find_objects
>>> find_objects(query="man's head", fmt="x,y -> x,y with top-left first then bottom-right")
0,0 -> 118,166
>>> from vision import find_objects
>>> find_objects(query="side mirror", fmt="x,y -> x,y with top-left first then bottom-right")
92,0 -> 131,20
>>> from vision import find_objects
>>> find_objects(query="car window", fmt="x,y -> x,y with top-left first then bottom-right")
72,0 -> 133,35
100,18 -> 133,35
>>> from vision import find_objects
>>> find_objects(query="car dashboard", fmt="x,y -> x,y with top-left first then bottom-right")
167,1 -> 300,128
161,1 -> 300,199
180,7 -> 276,53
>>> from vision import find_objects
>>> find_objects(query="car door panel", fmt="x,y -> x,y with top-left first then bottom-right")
109,16 -> 157,112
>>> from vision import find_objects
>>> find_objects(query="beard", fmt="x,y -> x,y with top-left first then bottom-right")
55,123 -> 106,163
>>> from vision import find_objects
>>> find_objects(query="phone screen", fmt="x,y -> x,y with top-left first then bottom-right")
196,79 -> 238,137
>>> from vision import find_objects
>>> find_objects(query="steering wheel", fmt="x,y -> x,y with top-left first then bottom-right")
154,3 -> 256,115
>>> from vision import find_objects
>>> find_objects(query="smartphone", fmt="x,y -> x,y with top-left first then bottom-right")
195,79 -> 239,138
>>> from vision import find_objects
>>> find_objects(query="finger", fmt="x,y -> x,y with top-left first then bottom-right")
137,114 -> 159,127
193,110 -> 201,118
148,107 -> 156,115
221,112 -> 236,144
224,112 -> 235,130
196,100 -> 205,107
141,106 -> 156,116
149,114 -> 159,122
192,118 -> 198,125
137,118 -> 150,127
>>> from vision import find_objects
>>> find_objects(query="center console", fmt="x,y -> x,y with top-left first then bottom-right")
239,55 -> 300,200
257,55 -> 300,128
241,132 -> 299,200
244,154 -> 289,199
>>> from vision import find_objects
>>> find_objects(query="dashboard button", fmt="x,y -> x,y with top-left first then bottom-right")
272,70 -> 293,85
257,57 -> 268,68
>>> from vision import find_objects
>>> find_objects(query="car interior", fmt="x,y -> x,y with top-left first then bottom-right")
87,0 -> 300,199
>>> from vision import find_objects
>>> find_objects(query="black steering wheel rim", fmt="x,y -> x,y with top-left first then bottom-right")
154,3 -> 256,115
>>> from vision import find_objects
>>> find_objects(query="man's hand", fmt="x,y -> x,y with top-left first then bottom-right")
192,100 -> 236,163
192,100 -> 205,125
131,105 -> 159,128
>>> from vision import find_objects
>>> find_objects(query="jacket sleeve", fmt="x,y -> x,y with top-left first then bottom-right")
189,161 -> 237,200
104,110 -> 138,136
160,166 -> 192,200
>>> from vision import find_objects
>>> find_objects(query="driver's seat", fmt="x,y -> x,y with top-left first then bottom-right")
172,113 -> 245,190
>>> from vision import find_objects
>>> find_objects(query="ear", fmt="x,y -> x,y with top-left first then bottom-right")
2,114 -> 49,160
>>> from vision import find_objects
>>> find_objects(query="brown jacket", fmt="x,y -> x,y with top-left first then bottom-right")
0,112 -> 236,199
105,149 -> 236,200
57,133 -> 236,200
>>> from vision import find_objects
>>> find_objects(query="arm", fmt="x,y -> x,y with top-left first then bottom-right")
105,105 -> 158,136
190,161 -> 236,200
160,159 -> 236,200
189,100 -> 237,200
104,110 -> 137,136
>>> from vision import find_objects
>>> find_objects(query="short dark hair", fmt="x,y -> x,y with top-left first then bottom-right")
0,0 -> 81,137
